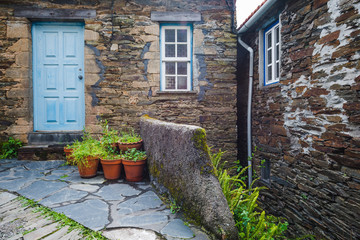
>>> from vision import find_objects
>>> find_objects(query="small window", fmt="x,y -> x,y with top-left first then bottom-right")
161,24 -> 192,91
264,22 -> 280,86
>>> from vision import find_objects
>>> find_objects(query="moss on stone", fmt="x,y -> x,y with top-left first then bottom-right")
141,114 -> 155,120
149,162 -> 160,178
192,128 -> 209,153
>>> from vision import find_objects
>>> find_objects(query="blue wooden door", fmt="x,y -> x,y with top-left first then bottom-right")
32,23 -> 85,131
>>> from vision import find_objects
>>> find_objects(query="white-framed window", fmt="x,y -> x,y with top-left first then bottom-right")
160,24 -> 192,91
264,22 -> 280,86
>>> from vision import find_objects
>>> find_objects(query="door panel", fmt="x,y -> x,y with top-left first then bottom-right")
33,23 -> 85,131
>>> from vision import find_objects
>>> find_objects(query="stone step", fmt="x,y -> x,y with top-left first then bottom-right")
28,132 -> 83,145
18,145 -> 66,161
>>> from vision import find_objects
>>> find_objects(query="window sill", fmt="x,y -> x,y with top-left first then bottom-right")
157,91 -> 197,95
260,81 -> 280,89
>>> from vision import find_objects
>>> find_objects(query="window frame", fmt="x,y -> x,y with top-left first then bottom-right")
160,23 -> 193,92
263,21 -> 280,86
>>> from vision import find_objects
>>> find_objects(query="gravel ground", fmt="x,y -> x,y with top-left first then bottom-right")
0,217 -> 26,240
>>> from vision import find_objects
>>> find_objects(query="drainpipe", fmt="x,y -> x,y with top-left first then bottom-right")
237,36 -> 253,188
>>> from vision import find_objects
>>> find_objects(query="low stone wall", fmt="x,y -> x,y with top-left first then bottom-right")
140,116 -> 237,239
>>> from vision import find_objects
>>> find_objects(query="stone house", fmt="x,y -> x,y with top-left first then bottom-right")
0,0 -> 237,160
237,0 -> 360,239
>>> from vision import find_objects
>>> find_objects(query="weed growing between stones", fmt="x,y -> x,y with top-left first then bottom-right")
0,137 -> 23,159
210,150 -> 289,239
18,196 -> 108,240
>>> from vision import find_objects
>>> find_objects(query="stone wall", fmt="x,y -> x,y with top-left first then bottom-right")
238,0 -> 360,239
140,116 -> 237,239
0,0 -> 237,161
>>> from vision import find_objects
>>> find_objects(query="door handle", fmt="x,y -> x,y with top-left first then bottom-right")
78,75 -> 83,80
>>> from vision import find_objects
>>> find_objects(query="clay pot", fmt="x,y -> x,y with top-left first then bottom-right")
122,158 -> 146,182
100,158 -> 122,180
77,157 -> 99,178
64,147 -> 75,165
117,140 -> 143,152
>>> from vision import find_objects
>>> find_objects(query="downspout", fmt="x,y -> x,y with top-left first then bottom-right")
237,36 -> 253,188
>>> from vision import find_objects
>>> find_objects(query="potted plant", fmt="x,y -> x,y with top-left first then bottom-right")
64,140 -> 80,165
71,133 -> 102,178
122,148 -> 147,182
100,153 -> 123,180
100,120 -> 121,153
118,128 -> 143,152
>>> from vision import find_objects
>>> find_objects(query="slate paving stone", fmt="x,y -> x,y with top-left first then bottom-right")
23,160 -> 64,170
113,212 -> 169,228
103,228 -> 159,240
13,169 -> 44,179
117,191 -> 163,215
50,169 -> 75,176
65,173 -> 106,184
40,188 -> 88,207
69,184 -> 100,192
161,219 -> 194,239
95,184 -> 140,201
53,199 -> 109,231
0,178 -> 34,191
0,160 -> 211,239
18,180 -> 68,201
0,170 -> 17,180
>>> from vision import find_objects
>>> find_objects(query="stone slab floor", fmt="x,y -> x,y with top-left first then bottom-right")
0,159 -> 210,240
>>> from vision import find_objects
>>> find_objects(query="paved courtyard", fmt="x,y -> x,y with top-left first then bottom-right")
0,159 -> 210,240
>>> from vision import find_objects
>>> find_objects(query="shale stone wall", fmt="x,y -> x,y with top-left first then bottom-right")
239,0 -> 360,239
140,116 -> 237,239
0,0 -> 237,161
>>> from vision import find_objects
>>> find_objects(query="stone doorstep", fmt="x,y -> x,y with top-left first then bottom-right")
18,145 -> 66,161
17,131 -> 83,161
28,132 -> 83,145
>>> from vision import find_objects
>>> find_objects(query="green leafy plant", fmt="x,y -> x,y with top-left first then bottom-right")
169,199 -> 181,214
99,120 -> 121,155
210,149 -> 288,240
0,137 -> 23,159
101,153 -> 122,160
122,148 -> 146,162
119,128 -> 142,143
70,132 -> 102,167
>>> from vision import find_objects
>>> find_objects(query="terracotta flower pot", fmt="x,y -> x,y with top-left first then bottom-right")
101,158 -> 122,180
64,147 -> 75,165
122,158 -> 146,182
77,157 -> 99,178
117,140 -> 143,152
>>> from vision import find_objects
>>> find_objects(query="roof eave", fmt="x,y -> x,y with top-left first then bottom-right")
237,0 -> 278,34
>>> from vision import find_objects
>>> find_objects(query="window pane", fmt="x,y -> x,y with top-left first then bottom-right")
268,66 -> 272,82
177,44 -> 187,57
267,32 -> 272,48
275,26 -> 279,44
267,49 -> 272,64
177,29 -> 187,42
165,44 -> 175,57
165,76 -> 175,89
276,45 -> 279,61
177,62 -> 187,75
166,62 -> 175,74
177,76 -> 187,89
276,62 -> 280,79
165,29 -> 175,42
